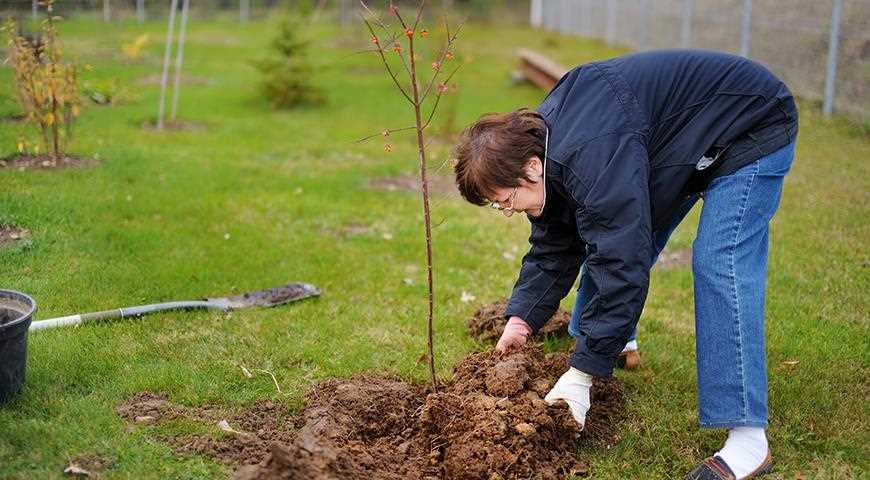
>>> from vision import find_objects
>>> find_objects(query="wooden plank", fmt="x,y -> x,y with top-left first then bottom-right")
517,48 -> 569,90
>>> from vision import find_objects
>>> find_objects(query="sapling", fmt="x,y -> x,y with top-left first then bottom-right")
360,0 -> 461,391
3,0 -> 81,164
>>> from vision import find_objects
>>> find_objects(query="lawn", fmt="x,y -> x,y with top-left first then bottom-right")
0,10 -> 868,479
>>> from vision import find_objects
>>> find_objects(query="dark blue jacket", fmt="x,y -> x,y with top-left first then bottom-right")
504,49 -> 798,377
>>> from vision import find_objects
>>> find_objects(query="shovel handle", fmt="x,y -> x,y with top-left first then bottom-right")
29,301 -> 226,331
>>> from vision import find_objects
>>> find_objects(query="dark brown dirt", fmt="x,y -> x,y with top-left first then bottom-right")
0,154 -> 93,170
467,298 -> 572,342
0,112 -> 26,123
655,248 -> 692,270
233,345 -> 625,480
116,393 -> 297,466
0,224 -> 30,247
369,174 -> 457,195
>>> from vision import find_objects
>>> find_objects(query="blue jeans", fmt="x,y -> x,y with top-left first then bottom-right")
569,141 -> 796,428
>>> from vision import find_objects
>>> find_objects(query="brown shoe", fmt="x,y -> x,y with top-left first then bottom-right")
616,349 -> 640,370
685,452 -> 774,479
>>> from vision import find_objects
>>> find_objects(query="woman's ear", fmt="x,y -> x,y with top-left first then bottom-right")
524,156 -> 544,181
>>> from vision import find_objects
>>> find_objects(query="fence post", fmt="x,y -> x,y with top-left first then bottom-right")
739,0 -> 752,57
605,0 -> 617,45
823,0 -> 843,117
681,0 -> 692,48
137,0 -> 145,23
530,0 -> 543,28
240,0 -> 250,23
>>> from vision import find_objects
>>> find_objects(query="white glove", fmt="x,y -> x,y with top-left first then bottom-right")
544,367 -> 592,429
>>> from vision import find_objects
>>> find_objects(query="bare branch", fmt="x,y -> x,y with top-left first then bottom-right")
359,0 -> 390,31
420,21 -> 464,103
421,64 -> 461,129
363,19 -> 413,103
412,0 -> 425,32
354,125 -> 417,143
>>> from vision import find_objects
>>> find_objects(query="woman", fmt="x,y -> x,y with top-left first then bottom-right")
454,49 -> 797,479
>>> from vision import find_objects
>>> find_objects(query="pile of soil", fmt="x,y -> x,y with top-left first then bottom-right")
0,154 -> 92,170
233,345 -> 624,480
116,393 -> 297,467
467,298 -> 572,342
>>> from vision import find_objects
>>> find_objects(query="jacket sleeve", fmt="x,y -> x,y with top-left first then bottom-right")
504,203 -> 585,334
567,133 -> 654,377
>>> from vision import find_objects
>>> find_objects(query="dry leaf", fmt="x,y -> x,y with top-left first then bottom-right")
382,232 -> 393,240
460,291 -> 476,303
217,419 -> 250,437
403,278 -> 414,286
240,365 -> 253,378
63,463 -> 92,477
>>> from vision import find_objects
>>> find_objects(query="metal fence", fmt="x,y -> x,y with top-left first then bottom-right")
530,0 -> 870,122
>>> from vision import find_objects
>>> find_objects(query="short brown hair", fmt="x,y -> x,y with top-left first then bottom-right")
453,108 -> 546,205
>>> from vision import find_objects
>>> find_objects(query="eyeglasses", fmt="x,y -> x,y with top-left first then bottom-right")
489,187 -> 518,217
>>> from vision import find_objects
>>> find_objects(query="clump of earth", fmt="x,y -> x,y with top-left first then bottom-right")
117,306 -> 625,479
467,298 -> 572,342
232,346 -> 623,480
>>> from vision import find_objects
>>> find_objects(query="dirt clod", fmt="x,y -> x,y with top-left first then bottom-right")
467,298 -> 572,342
236,346 -> 623,479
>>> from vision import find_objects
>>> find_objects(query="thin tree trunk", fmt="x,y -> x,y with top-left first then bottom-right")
407,24 -> 437,392
157,0 -> 179,130
103,0 -> 111,22
51,97 -> 60,162
170,0 -> 190,122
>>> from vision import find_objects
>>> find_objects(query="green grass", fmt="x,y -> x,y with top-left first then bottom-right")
1,11 -> 868,479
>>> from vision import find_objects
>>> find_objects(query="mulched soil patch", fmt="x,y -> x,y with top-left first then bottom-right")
369,174 -> 457,195
0,154 -> 93,171
233,345 -> 624,480
137,74 -> 211,86
141,119 -> 208,132
655,248 -> 692,270
116,393 -> 296,467
467,298 -> 571,342
0,112 -> 26,123
0,224 -> 30,247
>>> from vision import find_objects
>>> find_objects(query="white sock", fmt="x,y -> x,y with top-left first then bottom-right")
715,427 -> 768,478
622,340 -> 638,352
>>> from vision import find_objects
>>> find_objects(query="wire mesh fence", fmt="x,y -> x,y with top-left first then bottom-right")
1,0 -> 865,121
531,0 -> 869,122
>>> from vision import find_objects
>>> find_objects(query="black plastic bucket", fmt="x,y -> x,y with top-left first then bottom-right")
0,289 -> 36,405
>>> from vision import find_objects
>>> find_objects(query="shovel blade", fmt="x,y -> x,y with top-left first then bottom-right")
211,282 -> 321,310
